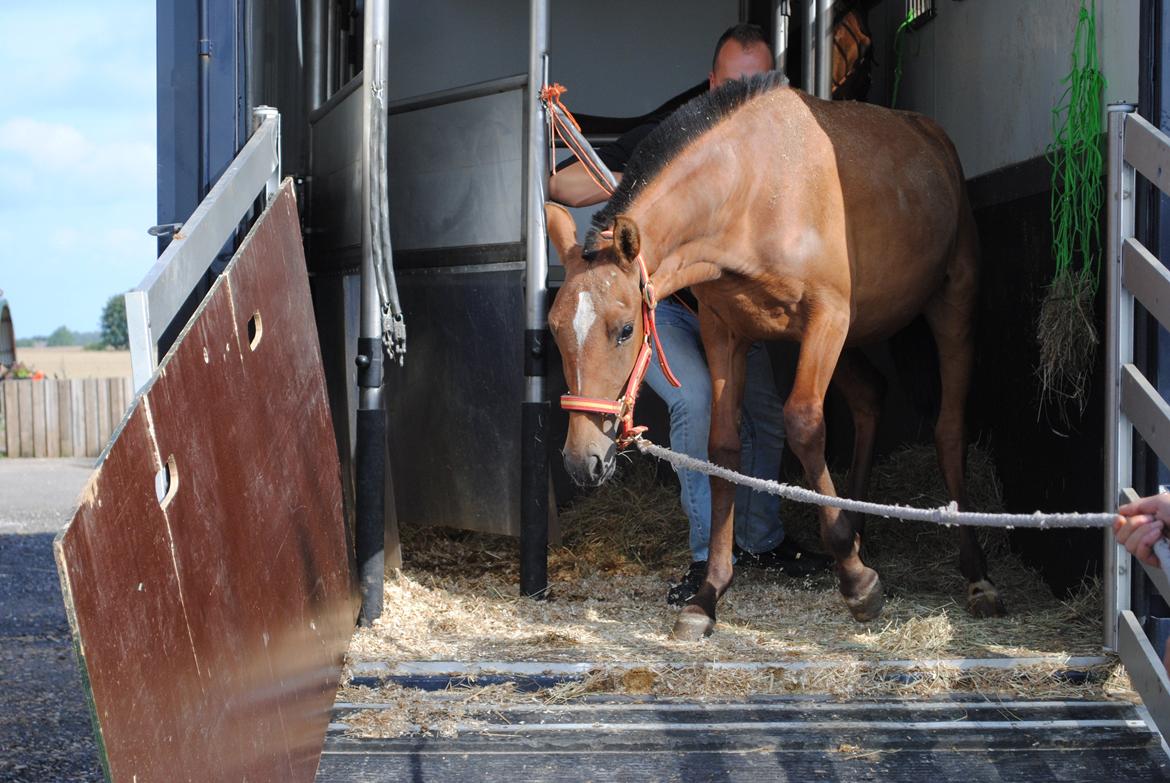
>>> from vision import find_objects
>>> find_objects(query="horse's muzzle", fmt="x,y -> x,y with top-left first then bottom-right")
563,444 -> 617,487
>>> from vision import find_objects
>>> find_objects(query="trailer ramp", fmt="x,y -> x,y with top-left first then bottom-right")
317,693 -> 1169,781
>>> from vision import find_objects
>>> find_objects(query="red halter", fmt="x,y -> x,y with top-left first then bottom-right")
560,252 -> 681,446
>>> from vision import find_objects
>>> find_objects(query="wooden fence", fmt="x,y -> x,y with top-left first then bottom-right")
1,378 -> 134,459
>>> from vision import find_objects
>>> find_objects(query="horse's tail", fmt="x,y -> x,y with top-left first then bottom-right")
889,315 -> 941,421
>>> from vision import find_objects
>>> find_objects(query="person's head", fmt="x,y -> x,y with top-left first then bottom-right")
709,23 -> 773,91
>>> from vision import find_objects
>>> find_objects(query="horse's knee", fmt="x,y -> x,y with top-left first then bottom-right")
710,442 -> 742,471
784,400 -> 825,454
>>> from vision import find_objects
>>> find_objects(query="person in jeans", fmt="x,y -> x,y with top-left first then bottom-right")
550,23 -> 831,605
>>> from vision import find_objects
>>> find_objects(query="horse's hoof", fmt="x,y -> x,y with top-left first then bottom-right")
670,606 -> 715,640
842,568 -> 883,623
967,579 -> 1007,618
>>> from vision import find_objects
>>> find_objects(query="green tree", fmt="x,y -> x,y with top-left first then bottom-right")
46,325 -> 76,346
100,294 -> 129,349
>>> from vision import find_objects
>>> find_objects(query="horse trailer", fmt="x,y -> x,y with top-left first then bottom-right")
51,0 -> 1170,780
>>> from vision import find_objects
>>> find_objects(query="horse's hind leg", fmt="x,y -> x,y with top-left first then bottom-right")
832,348 -> 887,545
789,309 -> 883,622
924,221 -> 1006,618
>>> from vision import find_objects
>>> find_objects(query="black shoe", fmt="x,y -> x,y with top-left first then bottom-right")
734,537 -> 832,577
667,561 -> 706,606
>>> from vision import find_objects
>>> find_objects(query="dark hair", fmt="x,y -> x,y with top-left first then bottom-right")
711,23 -> 772,71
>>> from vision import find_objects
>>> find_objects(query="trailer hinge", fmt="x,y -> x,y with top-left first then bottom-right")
198,39 -> 213,57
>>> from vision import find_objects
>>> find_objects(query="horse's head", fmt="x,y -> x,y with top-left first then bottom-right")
546,203 -> 645,487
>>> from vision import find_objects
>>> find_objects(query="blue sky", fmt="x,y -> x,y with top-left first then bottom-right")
0,2 -> 156,338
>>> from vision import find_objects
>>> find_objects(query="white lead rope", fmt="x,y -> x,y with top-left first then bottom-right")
633,438 -> 1118,529
636,437 -> 1170,602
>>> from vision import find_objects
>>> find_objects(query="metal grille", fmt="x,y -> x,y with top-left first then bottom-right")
906,0 -> 937,29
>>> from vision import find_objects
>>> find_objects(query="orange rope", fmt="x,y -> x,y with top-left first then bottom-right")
541,83 -> 617,196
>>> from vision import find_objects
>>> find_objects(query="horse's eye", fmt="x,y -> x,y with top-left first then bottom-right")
617,323 -> 634,345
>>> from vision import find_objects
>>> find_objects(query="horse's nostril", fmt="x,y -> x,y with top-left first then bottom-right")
588,454 -> 604,480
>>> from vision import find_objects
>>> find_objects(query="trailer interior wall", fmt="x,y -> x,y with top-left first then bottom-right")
388,0 -> 737,112
865,0 -> 1141,594
878,0 -> 1138,177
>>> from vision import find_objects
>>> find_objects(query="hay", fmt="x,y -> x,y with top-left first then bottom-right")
553,458 -> 690,576
347,443 -> 1106,710
1036,272 -> 1098,426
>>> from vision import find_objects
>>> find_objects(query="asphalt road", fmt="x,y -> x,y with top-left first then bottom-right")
0,458 -> 103,782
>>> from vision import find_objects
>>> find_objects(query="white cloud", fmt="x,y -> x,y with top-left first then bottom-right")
0,117 -> 155,197
0,118 -> 92,169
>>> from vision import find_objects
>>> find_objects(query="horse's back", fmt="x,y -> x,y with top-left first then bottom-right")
761,90 -> 972,342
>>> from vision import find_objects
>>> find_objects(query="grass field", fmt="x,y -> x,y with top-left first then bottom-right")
15,347 -> 131,379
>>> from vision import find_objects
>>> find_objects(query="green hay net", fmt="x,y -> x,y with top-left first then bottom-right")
1037,0 -> 1106,426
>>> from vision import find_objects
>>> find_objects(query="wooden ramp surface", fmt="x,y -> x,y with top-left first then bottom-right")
55,181 -> 354,782
317,696 -> 1170,782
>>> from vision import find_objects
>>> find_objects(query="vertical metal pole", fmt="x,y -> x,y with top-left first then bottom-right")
774,1 -> 790,74
801,0 -> 814,92
521,0 -> 550,599
1106,102 -> 1137,651
306,0 -> 327,112
252,107 -> 280,205
815,0 -> 831,98
355,0 -> 390,626
325,0 -> 337,97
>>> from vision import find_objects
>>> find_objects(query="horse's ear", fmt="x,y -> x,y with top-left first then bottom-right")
613,215 -> 641,266
545,202 -> 581,265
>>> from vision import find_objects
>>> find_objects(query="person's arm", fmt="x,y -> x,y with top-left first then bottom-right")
548,162 -> 622,208
548,121 -> 656,207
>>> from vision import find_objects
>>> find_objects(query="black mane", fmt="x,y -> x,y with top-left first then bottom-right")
583,71 -> 788,257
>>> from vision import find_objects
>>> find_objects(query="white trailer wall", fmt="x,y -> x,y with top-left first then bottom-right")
875,0 -> 1139,178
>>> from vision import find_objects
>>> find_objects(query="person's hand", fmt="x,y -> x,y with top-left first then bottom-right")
1115,494 -> 1170,567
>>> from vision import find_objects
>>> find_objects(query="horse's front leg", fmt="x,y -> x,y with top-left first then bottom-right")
671,310 -> 749,641
789,308 -> 884,622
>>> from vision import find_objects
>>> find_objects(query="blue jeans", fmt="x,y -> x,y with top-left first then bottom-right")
644,298 -> 786,563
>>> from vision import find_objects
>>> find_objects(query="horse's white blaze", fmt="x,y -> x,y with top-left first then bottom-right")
573,291 -> 596,351
573,291 -> 597,392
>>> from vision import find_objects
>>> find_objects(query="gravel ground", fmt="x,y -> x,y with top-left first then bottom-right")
0,458 -> 103,782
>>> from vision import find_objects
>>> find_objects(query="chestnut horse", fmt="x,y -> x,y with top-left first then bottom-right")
546,73 -> 998,641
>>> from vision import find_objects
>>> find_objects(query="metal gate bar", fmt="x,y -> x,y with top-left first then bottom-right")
127,107 -> 281,392
1108,104 -> 1170,741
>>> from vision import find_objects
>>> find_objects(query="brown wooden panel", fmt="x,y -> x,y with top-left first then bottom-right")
55,181 -> 354,783
4,380 -> 17,457
58,379 -> 73,457
17,381 -> 33,457
45,380 -> 60,458
31,380 -> 46,456
95,377 -> 111,450
84,379 -> 99,457
70,380 -> 85,458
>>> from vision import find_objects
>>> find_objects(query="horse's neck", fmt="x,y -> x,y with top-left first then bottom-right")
633,164 -> 740,299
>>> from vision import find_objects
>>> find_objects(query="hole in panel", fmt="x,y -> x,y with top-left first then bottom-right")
248,311 -> 263,351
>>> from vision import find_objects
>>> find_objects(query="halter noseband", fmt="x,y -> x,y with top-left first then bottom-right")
559,252 -> 681,446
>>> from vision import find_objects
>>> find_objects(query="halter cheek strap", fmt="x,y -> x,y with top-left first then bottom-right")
560,253 -> 681,446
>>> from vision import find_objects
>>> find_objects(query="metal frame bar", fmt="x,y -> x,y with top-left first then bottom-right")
1107,103 -> 1137,650
387,74 -> 529,116
773,1 -> 790,73
815,0 -> 831,98
1120,610 -> 1170,740
1111,103 -> 1170,738
1123,364 -> 1170,469
520,0 -> 551,598
127,106 -> 281,392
